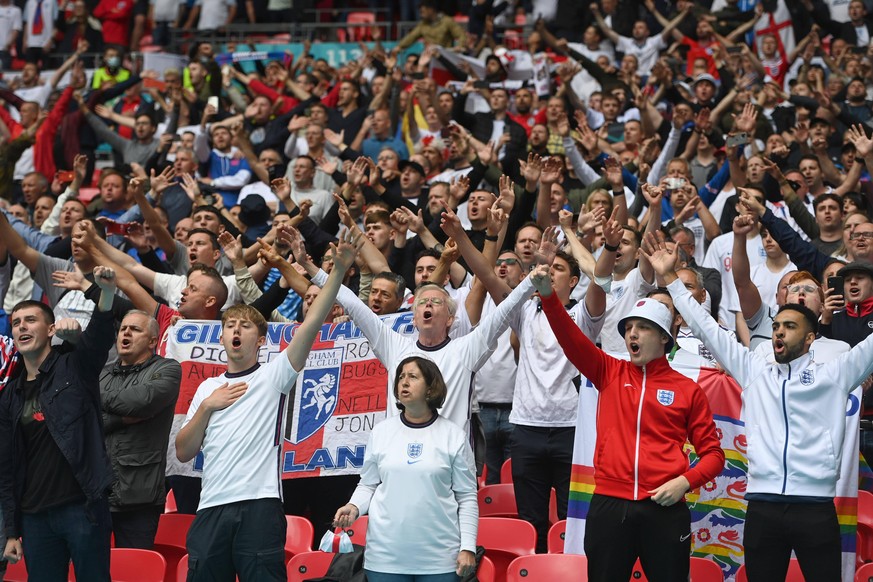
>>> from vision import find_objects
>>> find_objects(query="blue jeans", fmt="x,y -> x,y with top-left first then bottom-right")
478,404 -> 514,485
21,498 -> 112,581
364,571 -> 459,582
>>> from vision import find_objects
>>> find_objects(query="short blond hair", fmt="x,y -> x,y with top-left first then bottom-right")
221,304 -> 268,337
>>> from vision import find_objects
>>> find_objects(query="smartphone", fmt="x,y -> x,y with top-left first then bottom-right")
411,71 -> 425,80
207,96 -> 219,110
104,221 -> 134,236
665,177 -> 686,189
828,276 -> 845,298
726,46 -> 743,54
726,132 -> 749,148
473,80 -> 490,90
56,170 -> 75,183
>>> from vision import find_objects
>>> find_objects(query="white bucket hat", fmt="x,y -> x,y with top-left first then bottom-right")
617,298 -> 675,352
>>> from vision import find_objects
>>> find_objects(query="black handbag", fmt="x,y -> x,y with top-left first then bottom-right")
302,544 -> 367,582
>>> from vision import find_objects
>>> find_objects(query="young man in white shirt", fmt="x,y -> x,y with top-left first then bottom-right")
176,230 -> 361,582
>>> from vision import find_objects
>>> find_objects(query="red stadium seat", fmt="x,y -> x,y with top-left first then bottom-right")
346,11 -> 376,42
735,559 -> 804,582
110,548 -> 166,582
284,515 -> 315,561
4,555 -> 28,582
547,520 -> 566,554
857,562 -> 873,582
860,490 -> 873,528
478,555 -> 496,582
500,459 -> 512,484
689,557 -> 724,581
505,553 -> 588,581
477,517 -> 537,582
286,551 -> 335,582
478,484 -> 518,518
334,515 -> 368,546
860,522 -> 873,564
153,513 -> 195,582
176,554 -> 188,582
164,489 -> 177,514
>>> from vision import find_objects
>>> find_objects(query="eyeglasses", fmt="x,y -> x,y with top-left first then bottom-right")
850,232 -> 873,240
787,284 -> 818,294
495,258 -> 519,266
416,297 -> 444,307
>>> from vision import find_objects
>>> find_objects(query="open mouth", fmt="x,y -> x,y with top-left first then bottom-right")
629,342 -> 640,355
774,339 -> 785,354
400,389 -> 411,398
849,286 -> 861,297
615,252 -> 623,260
232,337 -> 242,348
797,297 -> 806,306
120,338 -> 132,348
18,334 -> 33,345
189,252 -> 198,264
422,309 -> 433,321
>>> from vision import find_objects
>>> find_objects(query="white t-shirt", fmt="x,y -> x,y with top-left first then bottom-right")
473,296 -> 517,405
184,355 -> 299,510
349,414 -> 477,575
291,185 -> 333,226
149,0 -> 178,23
751,260 -> 796,312
0,4 -> 22,50
615,34 -> 667,75
703,231 -> 765,331
153,271 -> 241,311
195,0 -> 235,30
509,298 -> 604,427
601,267 -> 657,356
23,0 -> 55,48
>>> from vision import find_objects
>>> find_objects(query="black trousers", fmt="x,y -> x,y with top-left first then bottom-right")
584,494 -> 691,582
186,498 -> 287,582
166,476 -> 202,515
111,505 -> 163,549
510,425 -> 574,553
282,475 -> 359,535
744,500 -> 841,582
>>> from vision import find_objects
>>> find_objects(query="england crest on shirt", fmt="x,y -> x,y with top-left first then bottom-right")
656,389 -> 674,406
800,369 -> 814,386
408,442 -> 423,459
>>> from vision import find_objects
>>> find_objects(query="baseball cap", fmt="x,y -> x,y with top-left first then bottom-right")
693,73 -> 718,87
399,160 -> 426,177
618,298 -> 675,351
837,261 -> 873,279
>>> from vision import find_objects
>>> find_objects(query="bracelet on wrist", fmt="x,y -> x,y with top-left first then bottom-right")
612,189 -> 625,196
604,242 -> 619,252
483,233 -> 499,242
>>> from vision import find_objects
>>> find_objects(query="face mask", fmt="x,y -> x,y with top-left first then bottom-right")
107,56 -> 120,69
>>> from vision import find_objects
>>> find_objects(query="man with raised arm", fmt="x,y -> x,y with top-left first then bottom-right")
1,267 -> 120,580
291,226 -> 537,437
650,231 -> 873,581
175,230 -> 362,582
531,260 -> 723,581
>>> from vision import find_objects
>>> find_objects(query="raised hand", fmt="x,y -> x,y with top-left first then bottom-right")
52,265 -> 89,291
556,112 -> 571,137
578,205 -> 605,234
641,182 -> 663,206
316,156 -> 338,176
519,152 -> 543,185
331,228 -> 364,271
602,207 -> 623,248
732,214 -> 757,237
529,263 -> 553,296
324,128 -> 345,148
674,194 -> 701,225
475,140 -> 497,166
347,157 -> 368,188
534,226 -> 560,266
486,203 -> 507,237
733,102 -> 758,134
737,187 -> 765,217
93,265 -> 117,292
847,124 -> 873,158
441,237 -> 461,263
180,173 -> 201,201
540,156 -> 564,184
449,174 -> 471,205
256,237 -> 287,268
54,318 -> 83,343
390,208 -> 409,236
271,177 -> 292,201
496,174 -> 516,213
604,157 -> 623,190
218,231 -> 244,264
150,165 -> 176,195
640,231 -> 679,277
440,202 -> 464,237
558,208 -> 574,229
333,193 -> 354,228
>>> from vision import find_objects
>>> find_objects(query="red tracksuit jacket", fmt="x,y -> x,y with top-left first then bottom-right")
542,292 -> 725,501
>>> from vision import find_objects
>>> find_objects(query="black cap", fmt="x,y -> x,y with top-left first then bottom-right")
239,194 -> 271,227
837,261 -> 873,279
399,160 -> 426,177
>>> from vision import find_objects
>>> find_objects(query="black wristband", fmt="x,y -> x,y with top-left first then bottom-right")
483,234 -> 499,242
612,189 -> 625,196
604,242 -> 619,252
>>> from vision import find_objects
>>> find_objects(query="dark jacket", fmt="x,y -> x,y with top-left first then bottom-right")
100,354 -> 181,510
0,309 -> 116,538
453,93 -> 528,183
